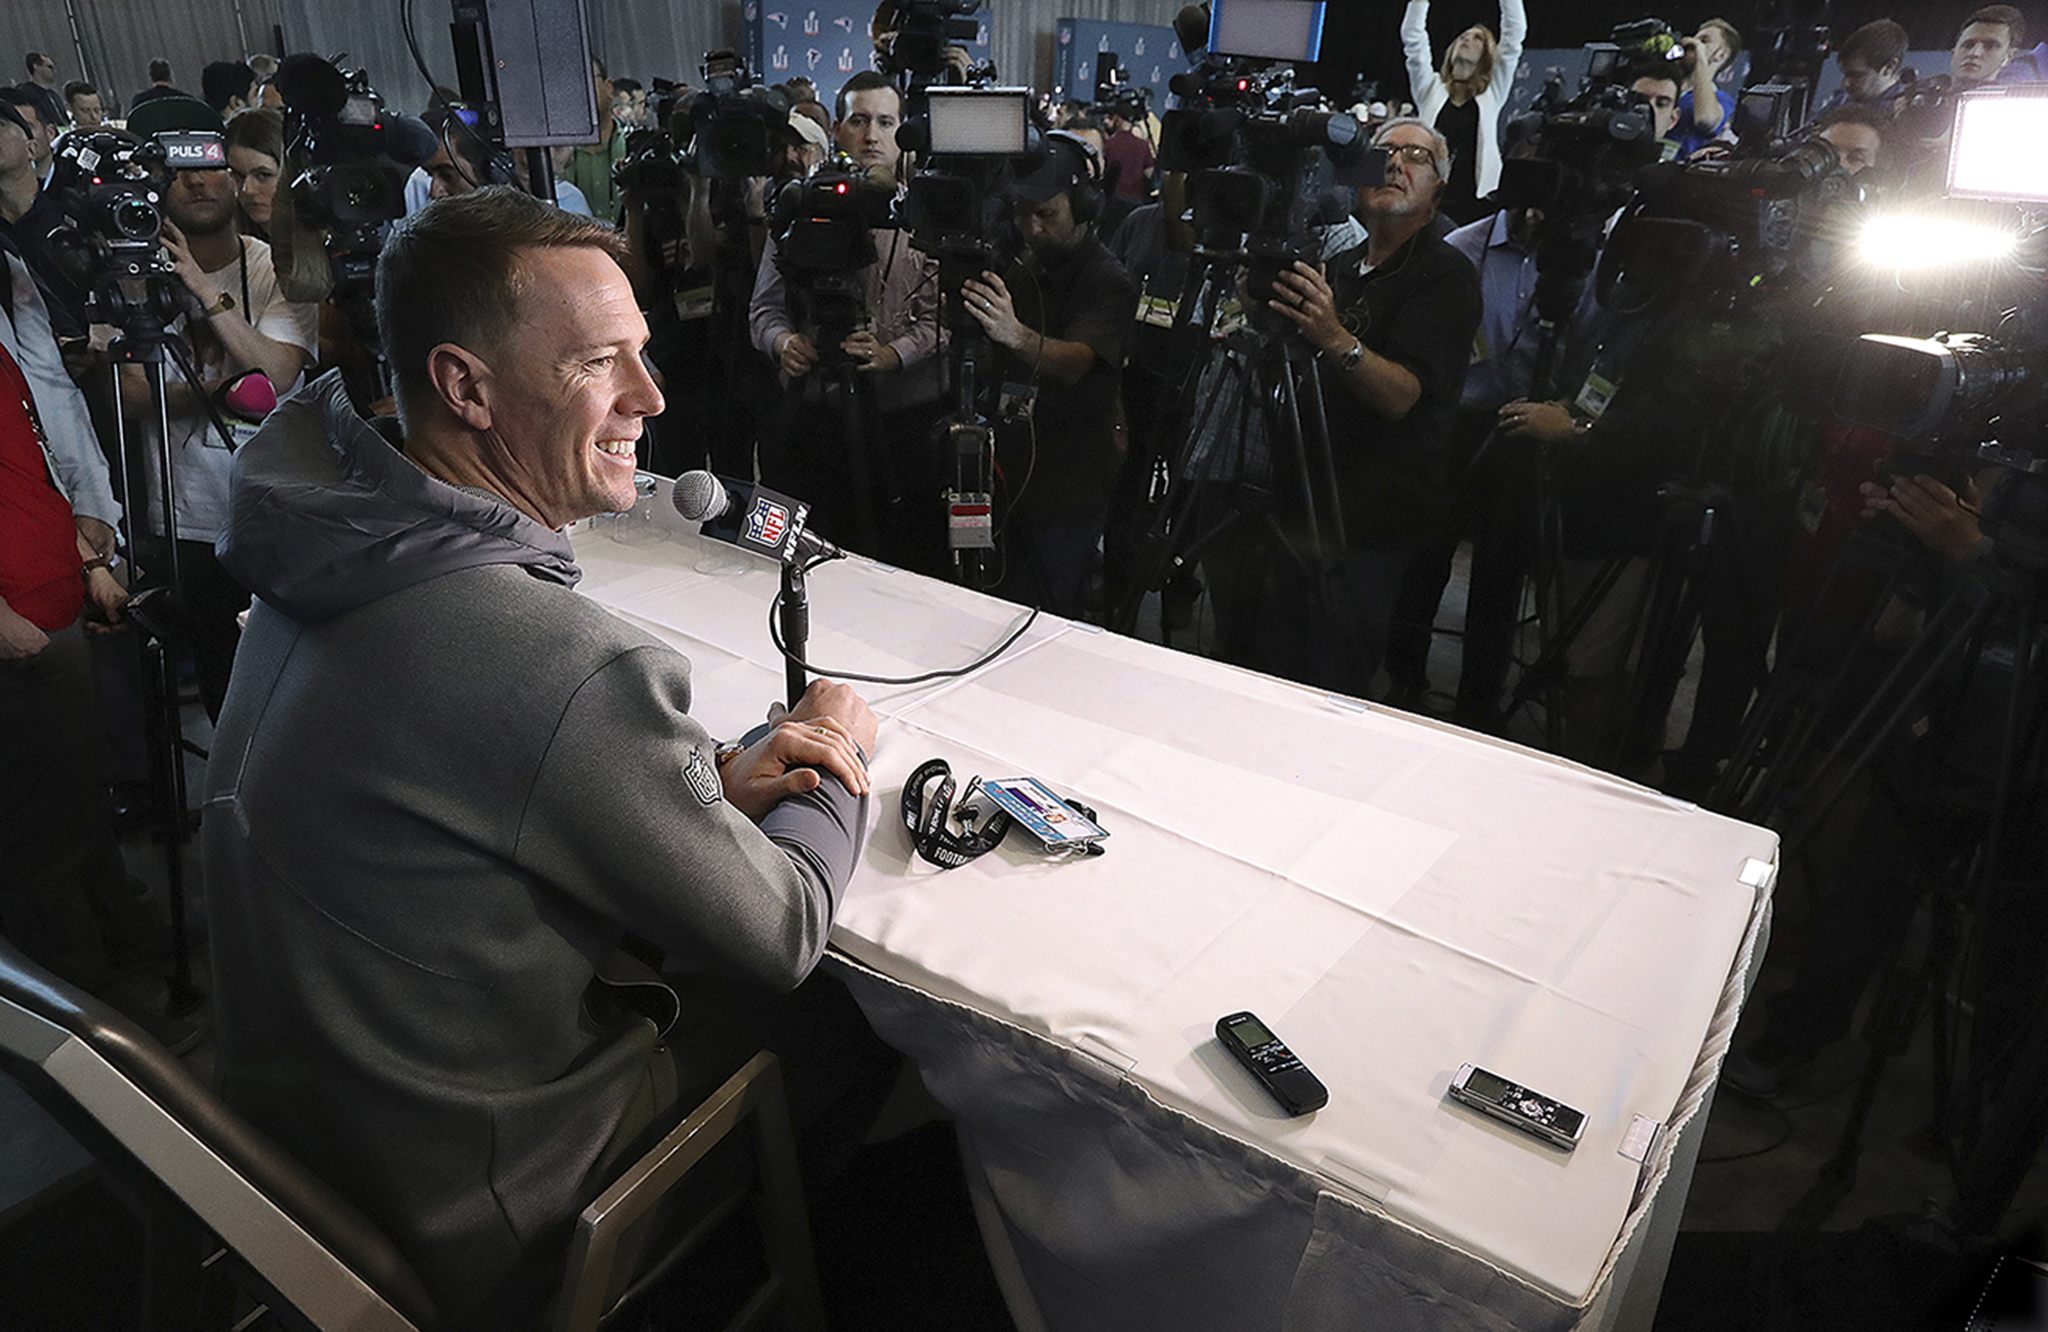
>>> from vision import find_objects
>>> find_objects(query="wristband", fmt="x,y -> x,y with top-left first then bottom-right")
81,556 -> 111,573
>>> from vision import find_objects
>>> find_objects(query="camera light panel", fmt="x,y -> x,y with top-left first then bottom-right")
1209,0 -> 1327,63
926,87 -> 1030,156
1948,87 -> 2048,205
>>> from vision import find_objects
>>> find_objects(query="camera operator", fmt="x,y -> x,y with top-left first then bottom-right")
123,97 -> 316,721
961,132 -> 1136,616
1060,112 -> 1133,237
749,72 -> 948,570
1234,117 -> 1483,694
1725,468 -> 2009,1101
1669,19 -> 1741,162
0,88 -> 55,187
0,99 -> 87,341
1816,19 -> 1910,116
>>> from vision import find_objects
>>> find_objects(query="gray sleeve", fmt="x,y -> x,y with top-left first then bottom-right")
749,231 -> 797,362
1,253 -> 121,529
514,645 -> 866,990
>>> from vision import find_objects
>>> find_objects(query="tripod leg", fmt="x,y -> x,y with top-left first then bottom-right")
1111,354 -> 1242,635
1731,549 -> 1916,821
1784,597 -> 1996,847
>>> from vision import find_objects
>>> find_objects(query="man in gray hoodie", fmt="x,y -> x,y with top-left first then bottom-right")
204,187 -> 885,1325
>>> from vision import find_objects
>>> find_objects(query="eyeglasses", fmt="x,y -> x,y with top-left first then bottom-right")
1383,143 -> 1440,170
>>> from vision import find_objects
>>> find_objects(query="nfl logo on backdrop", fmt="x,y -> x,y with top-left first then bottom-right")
746,496 -> 791,548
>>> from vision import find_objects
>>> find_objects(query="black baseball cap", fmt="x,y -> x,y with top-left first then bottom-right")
1009,133 -> 1094,205
125,94 -> 228,141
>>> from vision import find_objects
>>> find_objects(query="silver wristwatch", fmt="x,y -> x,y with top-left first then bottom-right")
1339,339 -> 1365,371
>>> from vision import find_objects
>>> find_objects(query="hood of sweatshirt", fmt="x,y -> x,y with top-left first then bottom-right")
215,371 -> 580,622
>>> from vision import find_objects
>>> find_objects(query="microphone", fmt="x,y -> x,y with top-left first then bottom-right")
672,471 -> 844,563
274,54 -> 351,119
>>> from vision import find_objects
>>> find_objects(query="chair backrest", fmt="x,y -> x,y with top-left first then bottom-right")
0,937 -> 439,1331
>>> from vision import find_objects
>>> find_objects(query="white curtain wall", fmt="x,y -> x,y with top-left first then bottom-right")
5,0 -> 1191,120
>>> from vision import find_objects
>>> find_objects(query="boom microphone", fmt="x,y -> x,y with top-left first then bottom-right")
672,471 -> 844,562
274,53 -> 352,118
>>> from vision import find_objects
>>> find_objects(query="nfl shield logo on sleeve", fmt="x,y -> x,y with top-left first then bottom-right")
684,747 -> 723,807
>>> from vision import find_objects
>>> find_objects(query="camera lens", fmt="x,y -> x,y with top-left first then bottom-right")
109,194 -> 161,242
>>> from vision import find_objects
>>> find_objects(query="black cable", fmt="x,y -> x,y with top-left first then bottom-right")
766,556 -> 1042,684
1698,1103 -> 1794,1165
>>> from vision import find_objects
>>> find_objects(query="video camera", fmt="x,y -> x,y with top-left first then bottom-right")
876,0 -> 987,85
43,129 -> 186,330
898,86 -> 1038,324
668,51 -> 792,180
270,54 -> 435,343
770,155 -> 900,368
1161,47 -> 1383,312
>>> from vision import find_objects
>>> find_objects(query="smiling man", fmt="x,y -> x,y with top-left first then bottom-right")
204,186 -> 890,1324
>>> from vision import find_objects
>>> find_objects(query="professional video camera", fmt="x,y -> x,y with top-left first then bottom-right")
43,128 -> 185,330
876,0 -> 986,84
770,155 -> 900,368
665,51 -> 791,180
1735,0 -> 1832,146
1159,2 -> 1383,314
270,54 -> 436,363
1599,133 -> 1864,307
897,86 -> 1038,320
613,79 -> 693,201
1497,19 -> 1679,224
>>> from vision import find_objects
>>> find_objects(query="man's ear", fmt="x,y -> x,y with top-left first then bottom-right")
424,342 -> 495,433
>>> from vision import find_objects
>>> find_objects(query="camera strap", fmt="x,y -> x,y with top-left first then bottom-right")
901,758 -> 1013,869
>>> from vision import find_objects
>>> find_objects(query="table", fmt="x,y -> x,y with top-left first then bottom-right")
572,488 -> 1778,1331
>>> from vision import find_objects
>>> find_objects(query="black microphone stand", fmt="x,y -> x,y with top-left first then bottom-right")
780,558 -> 810,710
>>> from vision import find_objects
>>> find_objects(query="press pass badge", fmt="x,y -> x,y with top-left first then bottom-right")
1574,366 -> 1621,422
980,778 -> 1109,849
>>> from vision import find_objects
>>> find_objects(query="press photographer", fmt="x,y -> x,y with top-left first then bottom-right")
750,71 -> 948,572
961,130 -> 1136,617
123,96 -> 316,721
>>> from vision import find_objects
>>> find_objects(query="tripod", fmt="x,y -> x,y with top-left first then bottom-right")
104,316 -> 235,1015
1766,504 -> 2048,1234
1111,248 -> 1346,646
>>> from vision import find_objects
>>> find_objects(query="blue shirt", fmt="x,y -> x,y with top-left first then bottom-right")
1668,87 -> 1736,162
404,169 -> 593,217
1443,211 -> 1608,412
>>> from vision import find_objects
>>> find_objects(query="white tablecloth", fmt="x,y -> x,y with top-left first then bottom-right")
571,490 -> 1778,1331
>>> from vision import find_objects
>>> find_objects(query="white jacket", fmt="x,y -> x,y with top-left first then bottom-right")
1401,0 -> 1527,200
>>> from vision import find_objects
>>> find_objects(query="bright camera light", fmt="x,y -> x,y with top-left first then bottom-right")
1948,86 -> 2048,204
1857,212 -> 2018,270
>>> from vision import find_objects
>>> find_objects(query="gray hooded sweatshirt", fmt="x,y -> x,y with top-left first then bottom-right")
204,372 -> 866,1324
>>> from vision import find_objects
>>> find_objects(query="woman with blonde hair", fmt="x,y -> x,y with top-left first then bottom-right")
1400,0 -> 1526,224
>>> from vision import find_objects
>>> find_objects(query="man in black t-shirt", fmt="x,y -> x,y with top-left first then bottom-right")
962,132 -> 1136,617
1252,116 -> 1482,695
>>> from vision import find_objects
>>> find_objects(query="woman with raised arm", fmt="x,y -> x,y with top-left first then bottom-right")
1401,0 -> 1527,225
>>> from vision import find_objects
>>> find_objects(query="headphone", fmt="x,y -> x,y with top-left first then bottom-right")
1045,129 -> 1106,227
902,759 -> 1013,869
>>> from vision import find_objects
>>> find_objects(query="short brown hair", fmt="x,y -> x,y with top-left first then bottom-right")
223,107 -> 282,163
1701,17 -> 1743,62
375,186 -> 629,421
1965,5 -> 2028,49
1838,18 -> 1908,69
